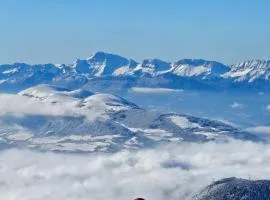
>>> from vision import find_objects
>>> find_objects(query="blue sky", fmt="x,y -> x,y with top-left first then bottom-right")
0,0 -> 269,64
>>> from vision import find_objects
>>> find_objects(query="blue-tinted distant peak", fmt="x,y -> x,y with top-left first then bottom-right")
142,58 -> 170,65
232,59 -> 270,68
87,51 -> 108,61
174,58 -> 227,67
171,58 -> 230,77
141,58 -> 172,71
87,51 -> 131,62
88,51 -> 136,64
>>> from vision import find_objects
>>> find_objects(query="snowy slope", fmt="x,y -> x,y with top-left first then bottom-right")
223,60 -> 270,82
133,59 -> 173,76
0,63 -> 63,92
72,51 -> 138,76
19,84 -> 93,103
172,59 -> 230,78
0,85 -> 261,153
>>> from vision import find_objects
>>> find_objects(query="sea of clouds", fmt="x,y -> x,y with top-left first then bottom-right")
1,140 -> 270,200
1,91 -> 270,200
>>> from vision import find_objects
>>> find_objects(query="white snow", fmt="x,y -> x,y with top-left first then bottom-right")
173,65 -> 210,77
129,127 -> 177,141
169,116 -> 200,129
223,68 -> 252,78
112,66 -> 131,76
19,85 -> 76,103
222,60 -> 270,82
16,85 -> 136,122
2,68 -> 18,74
28,134 -> 122,152
0,85 -> 137,124
0,79 -> 6,84
6,132 -> 33,141
83,93 -> 134,113
194,131 -> 219,139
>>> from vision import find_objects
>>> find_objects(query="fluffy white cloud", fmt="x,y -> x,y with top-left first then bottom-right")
246,126 -> 270,135
0,94 -> 78,117
266,105 -> 270,112
1,140 -> 270,200
0,94 -> 105,121
130,87 -> 183,94
230,102 -> 243,109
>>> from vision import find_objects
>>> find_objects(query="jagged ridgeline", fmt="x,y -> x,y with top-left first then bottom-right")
0,52 -> 270,93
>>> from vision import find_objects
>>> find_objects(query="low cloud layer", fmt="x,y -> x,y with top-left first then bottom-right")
1,140 -> 270,200
246,126 -> 270,138
266,104 -> 270,112
230,102 -> 244,109
130,87 -> 183,94
0,94 -> 105,121
0,94 -> 78,117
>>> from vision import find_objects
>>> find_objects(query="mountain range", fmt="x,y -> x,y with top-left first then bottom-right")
0,51 -> 270,93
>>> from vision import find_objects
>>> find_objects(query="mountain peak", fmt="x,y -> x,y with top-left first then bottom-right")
87,51 -> 131,62
87,51 -> 108,61
84,51 -> 138,76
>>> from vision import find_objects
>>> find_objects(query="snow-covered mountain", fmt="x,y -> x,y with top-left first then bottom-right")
0,52 -> 269,92
0,63 -> 63,92
193,177 -> 270,200
72,51 -> 138,76
133,59 -> 173,76
223,60 -> 270,82
172,59 -> 230,78
0,84 -> 260,153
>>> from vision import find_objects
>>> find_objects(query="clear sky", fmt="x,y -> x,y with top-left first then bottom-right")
0,0 -> 269,64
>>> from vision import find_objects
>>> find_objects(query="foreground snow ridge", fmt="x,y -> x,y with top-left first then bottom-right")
194,177 -> 270,200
